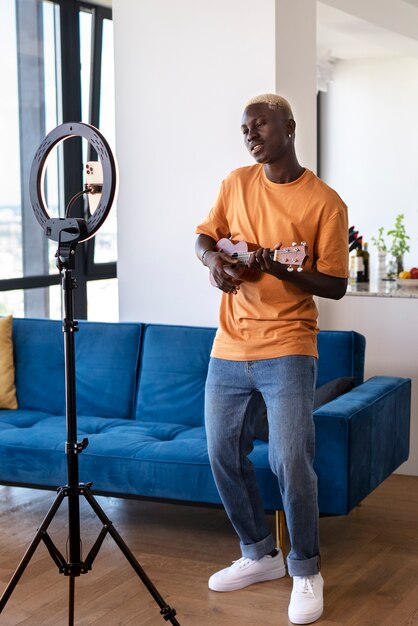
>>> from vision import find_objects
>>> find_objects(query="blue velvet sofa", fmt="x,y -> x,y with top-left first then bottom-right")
0,317 -> 411,517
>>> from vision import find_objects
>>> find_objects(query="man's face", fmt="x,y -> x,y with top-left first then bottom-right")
241,103 -> 292,164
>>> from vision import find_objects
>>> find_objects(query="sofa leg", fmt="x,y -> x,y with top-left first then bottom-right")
275,510 -> 286,554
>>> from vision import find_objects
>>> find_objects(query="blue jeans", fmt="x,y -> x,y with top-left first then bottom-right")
205,355 -> 320,577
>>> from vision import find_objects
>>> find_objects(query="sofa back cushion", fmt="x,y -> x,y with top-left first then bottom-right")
75,320 -> 142,418
135,324 -> 216,427
135,326 -> 365,427
12,318 -> 142,419
317,330 -> 365,388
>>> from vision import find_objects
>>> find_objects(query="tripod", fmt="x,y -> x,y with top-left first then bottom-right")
0,230 -> 181,625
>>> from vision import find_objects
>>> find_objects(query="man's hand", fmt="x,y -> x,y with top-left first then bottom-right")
196,233 -> 242,295
247,242 -> 347,300
247,242 -> 283,274
205,250 -> 242,294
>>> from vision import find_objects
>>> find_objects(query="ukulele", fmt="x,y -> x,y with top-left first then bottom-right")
209,239 -> 308,286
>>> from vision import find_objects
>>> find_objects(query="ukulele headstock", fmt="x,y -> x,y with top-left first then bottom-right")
272,242 -> 308,272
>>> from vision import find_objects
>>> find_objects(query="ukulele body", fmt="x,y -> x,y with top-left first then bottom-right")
208,239 -> 308,287
210,240 -> 260,286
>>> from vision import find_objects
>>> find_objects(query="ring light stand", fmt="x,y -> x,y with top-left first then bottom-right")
0,123 -> 180,625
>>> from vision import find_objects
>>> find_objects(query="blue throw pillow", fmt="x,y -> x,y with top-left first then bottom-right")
313,376 -> 355,409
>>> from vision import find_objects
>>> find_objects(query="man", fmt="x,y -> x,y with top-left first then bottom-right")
195,94 -> 348,625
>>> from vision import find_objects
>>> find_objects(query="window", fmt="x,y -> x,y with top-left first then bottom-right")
0,0 -> 116,321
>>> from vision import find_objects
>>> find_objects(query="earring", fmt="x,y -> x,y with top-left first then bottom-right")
288,134 -> 292,138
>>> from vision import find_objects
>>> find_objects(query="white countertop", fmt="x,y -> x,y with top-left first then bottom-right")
346,279 -> 418,298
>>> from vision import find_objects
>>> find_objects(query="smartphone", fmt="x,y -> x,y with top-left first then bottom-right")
85,161 -> 103,214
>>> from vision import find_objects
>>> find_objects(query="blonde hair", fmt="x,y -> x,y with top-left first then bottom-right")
244,93 -> 294,118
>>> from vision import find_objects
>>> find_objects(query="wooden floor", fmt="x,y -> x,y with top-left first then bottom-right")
0,475 -> 417,626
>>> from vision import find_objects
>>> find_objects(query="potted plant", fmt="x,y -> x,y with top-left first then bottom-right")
371,227 -> 387,253
387,213 -> 410,275
371,227 -> 388,280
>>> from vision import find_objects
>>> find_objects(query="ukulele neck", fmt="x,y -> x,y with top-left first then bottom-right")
233,252 -> 272,263
232,250 -> 283,264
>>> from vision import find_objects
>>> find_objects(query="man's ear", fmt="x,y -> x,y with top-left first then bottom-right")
287,119 -> 296,135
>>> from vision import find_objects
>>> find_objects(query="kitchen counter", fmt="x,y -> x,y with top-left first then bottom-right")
347,280 -> 418,299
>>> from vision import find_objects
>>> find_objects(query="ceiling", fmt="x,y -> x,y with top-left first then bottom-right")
317,1 -> 418,60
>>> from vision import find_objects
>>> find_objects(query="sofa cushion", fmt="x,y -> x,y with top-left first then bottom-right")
12,318 -> 142,419
0,409 -> 283,509
75,321 -> 142,419
0,316 -> 17,409
13,318 -> 65,414
135,324 -> 216,427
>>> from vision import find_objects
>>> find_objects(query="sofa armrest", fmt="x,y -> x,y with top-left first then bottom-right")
313,376 -> 411,515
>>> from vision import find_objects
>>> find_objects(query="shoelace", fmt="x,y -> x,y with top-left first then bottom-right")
294,576 -> 315,596
231,557 -> 254,569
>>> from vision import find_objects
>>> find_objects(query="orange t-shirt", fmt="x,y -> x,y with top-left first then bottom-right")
196,165 -> 348,360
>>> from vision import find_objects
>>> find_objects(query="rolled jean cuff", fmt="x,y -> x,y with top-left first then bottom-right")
240,532 -> 276,561
287,554 -> 320,577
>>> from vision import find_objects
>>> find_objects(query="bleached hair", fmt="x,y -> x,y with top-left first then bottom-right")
245,93 -> 294,118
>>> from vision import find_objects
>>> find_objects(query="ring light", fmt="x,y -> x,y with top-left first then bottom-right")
29,122 -> 118,243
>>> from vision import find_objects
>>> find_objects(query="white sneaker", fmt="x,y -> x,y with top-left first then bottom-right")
208,550 -> 286,592
288,573 -> 324,624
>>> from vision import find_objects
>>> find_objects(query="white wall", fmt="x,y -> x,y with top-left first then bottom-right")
112,0 -> 317,328
320,56 -> 418,267
113,0 -> 273,327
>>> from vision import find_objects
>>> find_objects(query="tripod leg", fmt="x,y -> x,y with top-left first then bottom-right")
82,489 -> 181,625
68,576 -> 75,626
0,489 -> 66,612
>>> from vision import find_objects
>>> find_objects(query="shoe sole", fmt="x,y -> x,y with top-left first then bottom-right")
288,606 -> 323,624
209,564 -> 286,592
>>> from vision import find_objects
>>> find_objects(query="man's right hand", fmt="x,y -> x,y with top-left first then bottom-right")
205,250 -> 242,294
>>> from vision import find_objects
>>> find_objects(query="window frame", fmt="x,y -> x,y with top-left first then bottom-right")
0,0 -> 116,319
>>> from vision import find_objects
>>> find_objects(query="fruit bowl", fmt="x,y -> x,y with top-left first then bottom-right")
396,278 -> 418,287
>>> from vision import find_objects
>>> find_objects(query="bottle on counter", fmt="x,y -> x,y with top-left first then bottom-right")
355,237 -> 365,283
349,251 -> 357,284
362,242 -> 370,283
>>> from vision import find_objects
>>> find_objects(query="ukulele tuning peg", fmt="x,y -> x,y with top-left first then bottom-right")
297,267 -> 303,272
301,241 -> 306,246
291,241 -> 297,246
287,266 -> 294,272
